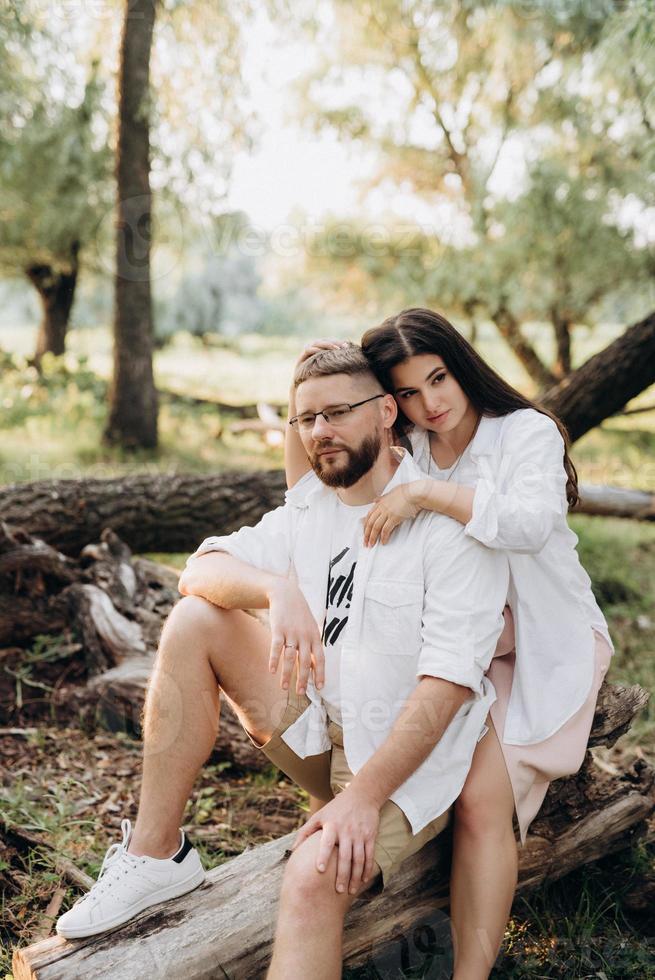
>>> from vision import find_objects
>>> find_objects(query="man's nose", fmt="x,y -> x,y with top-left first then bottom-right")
311,413 -> 334,438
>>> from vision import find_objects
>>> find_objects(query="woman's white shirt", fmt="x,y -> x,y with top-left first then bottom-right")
407,408 -> 613,745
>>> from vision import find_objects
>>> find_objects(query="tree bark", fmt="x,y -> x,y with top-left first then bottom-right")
0,470 -> 288,556
104,0 -> 158,450
26,242 -> 80,365
492,305 -> 558,389
0,524 -> 269,770
551,309 -> 572,378
542,310 -> 655,442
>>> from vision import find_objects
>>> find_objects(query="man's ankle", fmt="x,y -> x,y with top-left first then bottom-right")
127,826 -> 181,860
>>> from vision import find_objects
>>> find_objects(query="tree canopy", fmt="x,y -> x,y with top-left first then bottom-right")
293,0 -> 654,384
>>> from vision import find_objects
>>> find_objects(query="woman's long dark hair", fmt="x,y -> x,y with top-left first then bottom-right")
361,307 -> 579,508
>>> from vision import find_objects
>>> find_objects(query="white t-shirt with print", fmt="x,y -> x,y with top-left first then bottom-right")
320,497 -> 370,725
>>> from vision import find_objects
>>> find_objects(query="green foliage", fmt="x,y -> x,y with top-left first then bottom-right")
487,161 -> 653,327
0,352 -> 106,430
159,246 -> 266,342
2,634 -> 79,712
0,35 -> 113,277
295,0 -> 654,375
571,513 -> 655,748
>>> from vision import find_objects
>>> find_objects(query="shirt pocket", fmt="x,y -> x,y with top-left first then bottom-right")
362,579 -> 424,655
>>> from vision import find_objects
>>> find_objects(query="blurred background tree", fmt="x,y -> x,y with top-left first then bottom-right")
0,7 -> 112,364
293,0 -> 654,388
0,0 -> 652,445
104,0 -> 159,449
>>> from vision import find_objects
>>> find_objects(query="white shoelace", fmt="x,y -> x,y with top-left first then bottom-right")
76,818 -> 145,906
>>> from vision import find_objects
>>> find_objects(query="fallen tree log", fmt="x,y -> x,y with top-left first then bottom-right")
576,484 -> 655,521
11,752 -> 655,979
1,310 -> 653,556
161,387 -> 286,419
0,471 -> 289,556
1,473 -> 653,559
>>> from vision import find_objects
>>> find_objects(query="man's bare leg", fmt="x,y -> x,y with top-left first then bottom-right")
129,595 -> 291,858
450,714 -> 518,979
267,833 -> 378,980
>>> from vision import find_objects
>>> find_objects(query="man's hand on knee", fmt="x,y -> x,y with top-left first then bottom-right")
290,787 -> 380,896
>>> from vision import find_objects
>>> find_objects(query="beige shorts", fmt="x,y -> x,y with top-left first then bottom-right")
241,680 -> 451,890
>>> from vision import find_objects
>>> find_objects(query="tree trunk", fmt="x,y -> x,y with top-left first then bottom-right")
104,0 -> 158,450
462,299 -> 479,346
26,242 -> 80,364
551,309 -> 572,378
491,305 -> 558,389
542,310 -> 655,443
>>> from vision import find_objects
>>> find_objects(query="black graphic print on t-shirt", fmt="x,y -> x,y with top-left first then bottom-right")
322,546 -> 356,647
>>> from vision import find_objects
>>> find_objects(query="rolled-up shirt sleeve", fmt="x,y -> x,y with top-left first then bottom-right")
464,412 -> 568,554
418,521 -> 509,696
185,505 -> 292,578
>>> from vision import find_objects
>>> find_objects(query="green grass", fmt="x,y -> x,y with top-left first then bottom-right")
571,515 -> 655,755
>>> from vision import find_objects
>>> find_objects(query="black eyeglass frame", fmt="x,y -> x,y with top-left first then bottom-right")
288,393 -> 385,430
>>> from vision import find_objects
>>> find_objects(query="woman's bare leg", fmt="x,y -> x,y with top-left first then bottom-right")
450,714 -> 518,980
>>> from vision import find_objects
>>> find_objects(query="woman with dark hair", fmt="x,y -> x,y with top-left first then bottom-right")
284,309 -> 613,980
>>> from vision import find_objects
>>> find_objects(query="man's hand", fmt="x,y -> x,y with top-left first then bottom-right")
267,577 -> 325,695
363,481 -> 425,547
290,787 -> 381,895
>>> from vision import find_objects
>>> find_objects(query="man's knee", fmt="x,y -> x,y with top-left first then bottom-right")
280,840 -> 344,912
162,594 -> 231,648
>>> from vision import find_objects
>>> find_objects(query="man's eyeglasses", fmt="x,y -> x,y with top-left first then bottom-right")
288,393 -> 385,431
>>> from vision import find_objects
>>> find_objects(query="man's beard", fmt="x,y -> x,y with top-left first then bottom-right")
310,432 -> 381,488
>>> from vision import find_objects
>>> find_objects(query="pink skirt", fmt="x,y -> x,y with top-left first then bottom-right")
486,607 -> 613,845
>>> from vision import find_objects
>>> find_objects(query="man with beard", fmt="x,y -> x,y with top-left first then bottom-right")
57,345 -> 509,979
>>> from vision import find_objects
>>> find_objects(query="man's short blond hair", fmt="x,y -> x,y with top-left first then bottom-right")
293,342 -> 382,391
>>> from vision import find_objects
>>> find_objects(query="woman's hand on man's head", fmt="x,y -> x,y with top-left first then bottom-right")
294,338 -> 350,367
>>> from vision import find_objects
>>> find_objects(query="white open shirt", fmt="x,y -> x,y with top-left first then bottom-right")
186,448 -> 509,835
408,408 -> 614,746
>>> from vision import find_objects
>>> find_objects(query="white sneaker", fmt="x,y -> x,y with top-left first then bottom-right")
56,818 -> 205,939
